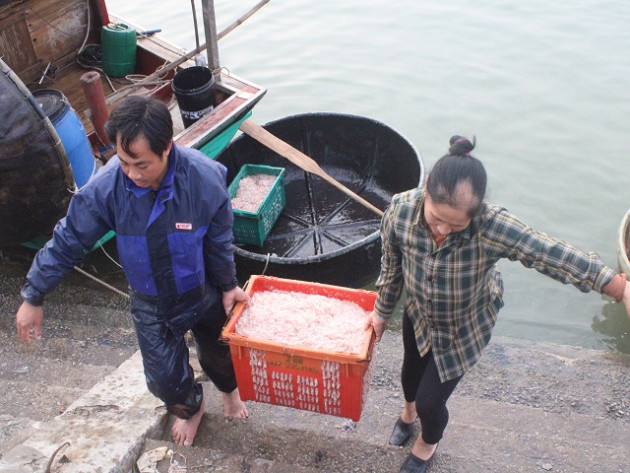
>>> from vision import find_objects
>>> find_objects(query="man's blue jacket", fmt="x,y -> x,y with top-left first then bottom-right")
21,144 -> 238,310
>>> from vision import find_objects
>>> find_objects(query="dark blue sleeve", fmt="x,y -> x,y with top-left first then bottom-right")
203,163 -> 238,292
21,186 -> 113,305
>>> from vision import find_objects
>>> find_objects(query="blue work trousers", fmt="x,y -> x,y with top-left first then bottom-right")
130,286 -> 237,419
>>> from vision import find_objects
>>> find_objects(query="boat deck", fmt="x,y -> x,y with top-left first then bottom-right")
26,19 -> 194,139
19,29 -> 265,155
30,59 -> 178,137
0,0 -> 267,248
1,0 -> 266,153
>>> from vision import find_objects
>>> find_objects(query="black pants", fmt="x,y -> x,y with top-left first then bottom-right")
401,312 -> 462,445
131,287 -> 237,419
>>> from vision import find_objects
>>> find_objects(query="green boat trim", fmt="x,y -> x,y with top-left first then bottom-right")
22,230 -> 116,253
198,111 -> 252,159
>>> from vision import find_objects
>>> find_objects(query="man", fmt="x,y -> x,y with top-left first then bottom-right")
16,95 -> 249,446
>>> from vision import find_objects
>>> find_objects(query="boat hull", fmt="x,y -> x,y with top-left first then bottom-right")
216,112 -> 424,288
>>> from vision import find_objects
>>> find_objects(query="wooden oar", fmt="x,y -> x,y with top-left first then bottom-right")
239,119 -> 384,217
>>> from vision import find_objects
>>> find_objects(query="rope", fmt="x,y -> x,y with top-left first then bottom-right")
77,0 -> 91,59
45,441 -> 70,473
98,242 -> 122,269
72,265 -> 129,300
262,253 -> 271,275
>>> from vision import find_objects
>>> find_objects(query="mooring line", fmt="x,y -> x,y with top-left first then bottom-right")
73,265 -> 129,300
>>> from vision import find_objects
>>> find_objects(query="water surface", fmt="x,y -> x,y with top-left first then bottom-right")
107,0 -> 630,352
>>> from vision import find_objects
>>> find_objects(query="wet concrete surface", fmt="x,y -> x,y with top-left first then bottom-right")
1,246 -> 629,472
136,331 -> 630,473
0,246 -> 137,460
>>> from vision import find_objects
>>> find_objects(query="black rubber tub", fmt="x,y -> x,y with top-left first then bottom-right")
216,112 -> 424,288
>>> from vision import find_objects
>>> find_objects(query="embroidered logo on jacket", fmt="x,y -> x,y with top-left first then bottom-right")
175,223 -> 193,230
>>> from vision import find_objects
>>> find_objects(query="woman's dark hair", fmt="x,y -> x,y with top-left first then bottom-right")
105,95 -> 173,159
426,135 -> 487,217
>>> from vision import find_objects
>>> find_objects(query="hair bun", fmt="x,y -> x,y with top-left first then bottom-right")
448,135 -> 476,156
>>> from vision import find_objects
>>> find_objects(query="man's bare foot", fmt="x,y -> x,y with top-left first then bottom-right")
172,397 -> 205,446
222,388 -> 248,418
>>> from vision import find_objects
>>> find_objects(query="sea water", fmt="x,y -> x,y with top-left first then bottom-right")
107,0 -> 630,353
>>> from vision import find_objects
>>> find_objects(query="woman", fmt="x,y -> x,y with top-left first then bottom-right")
366,135 -> 630,473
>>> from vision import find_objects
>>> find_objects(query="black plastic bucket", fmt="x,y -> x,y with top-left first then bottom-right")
171,66 -> 215,128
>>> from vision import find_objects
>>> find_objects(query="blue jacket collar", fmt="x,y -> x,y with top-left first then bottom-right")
121,145 -> 177,228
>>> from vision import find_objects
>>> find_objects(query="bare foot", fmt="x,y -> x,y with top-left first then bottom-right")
171,397 -> 205,446
222,388 -> 248,418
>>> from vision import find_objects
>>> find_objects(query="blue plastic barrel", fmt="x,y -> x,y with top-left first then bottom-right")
33,89 -> 96,188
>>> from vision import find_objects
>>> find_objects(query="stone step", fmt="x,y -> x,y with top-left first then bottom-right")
141,437 -> 339,473
0,351 -> 164,473
0,208 -> 627,473
40,302 -> 133,328
0,416 -> 38,458
0,255 -> 131,327
0,290 -> 628,473
0,351 -> 129,416
454,337 -> 630,420
153,403 -> 407,472
0,293 -> 137,462
434,396 -> 629,473
152,330 -> 630,473
0,323 -> 136,364
147,378 -> 629,473
0,377 -> 91,422
0,352 -> 138,460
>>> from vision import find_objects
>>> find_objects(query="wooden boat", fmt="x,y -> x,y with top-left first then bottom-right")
1,0 -> 423,289
216,112 -> 424,288
616,209 -> 630,277
0,0 -> 266,247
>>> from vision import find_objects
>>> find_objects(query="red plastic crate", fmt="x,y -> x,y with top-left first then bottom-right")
221,275 -> 377,421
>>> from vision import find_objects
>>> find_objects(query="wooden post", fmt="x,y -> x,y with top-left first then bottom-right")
201,0 -> 221,77
80,71 -> 111,147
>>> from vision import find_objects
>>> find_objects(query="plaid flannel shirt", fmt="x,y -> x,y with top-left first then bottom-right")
375,187 -> 616,382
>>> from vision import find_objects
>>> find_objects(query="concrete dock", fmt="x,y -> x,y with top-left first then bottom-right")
0,250 -> 628,472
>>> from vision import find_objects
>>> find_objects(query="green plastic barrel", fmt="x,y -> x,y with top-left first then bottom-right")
101,23 -> 137,77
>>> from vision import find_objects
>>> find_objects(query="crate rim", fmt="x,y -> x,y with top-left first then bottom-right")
221,275 -> 376,364
223,329 -> 375,364
229,164 -> 286,217
240,274 -> 378,303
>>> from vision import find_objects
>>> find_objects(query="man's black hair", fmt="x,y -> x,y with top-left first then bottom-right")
105,95 -> 173,158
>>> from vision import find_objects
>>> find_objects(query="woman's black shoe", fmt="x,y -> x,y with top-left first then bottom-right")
398,443 -> 439,473
389,417 -> 415,446
398,453 -> 429,473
